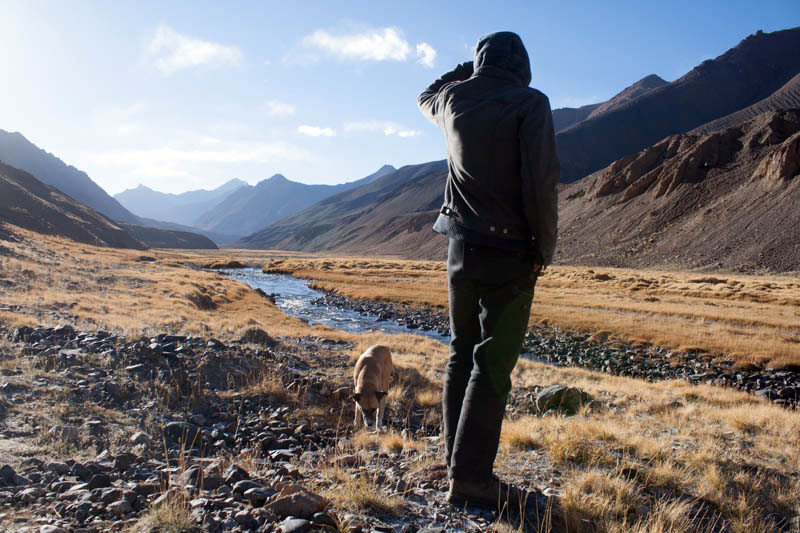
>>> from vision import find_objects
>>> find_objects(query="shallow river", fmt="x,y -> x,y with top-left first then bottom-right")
222,268 -> 449,343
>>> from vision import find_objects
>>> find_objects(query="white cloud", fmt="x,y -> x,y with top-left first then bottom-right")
304,27 -> 410,62
263,99 -> 296,117
147,23 -> 243,75
298,125 -> 335,137
344,121 -> 421,138
416,42 -> 437,68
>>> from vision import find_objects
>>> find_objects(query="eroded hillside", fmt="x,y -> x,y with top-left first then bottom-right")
557,109 -> 800,272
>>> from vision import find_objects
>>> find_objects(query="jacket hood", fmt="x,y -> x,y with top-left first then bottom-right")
474,31 -> 531,86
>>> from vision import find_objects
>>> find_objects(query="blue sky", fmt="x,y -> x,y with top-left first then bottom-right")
1,1 -> 797,194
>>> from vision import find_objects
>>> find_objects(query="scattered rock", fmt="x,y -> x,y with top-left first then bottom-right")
163,421 -> 201,445
107,499 -> 133,517
44,462 -> 71,474
0,465 -> 16,482
130,431 -> 149,445
280,517 -> 312,533
266,483 -> 327,519
40,526 -> 68,533
48,425 -> 79,443
86,474 -> 111,490
224,464 -> 250,485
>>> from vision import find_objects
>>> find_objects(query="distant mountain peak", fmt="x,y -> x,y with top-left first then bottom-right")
255,174 -> 290,187
638,74 -> 668,86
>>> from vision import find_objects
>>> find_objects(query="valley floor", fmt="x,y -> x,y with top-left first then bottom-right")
0,227 -> 798,532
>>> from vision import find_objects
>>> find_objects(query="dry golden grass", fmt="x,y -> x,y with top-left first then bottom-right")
351,429 -> 426,454
133,489 -> 196,533
322,473 -> 406,515
498,358 -> 800,531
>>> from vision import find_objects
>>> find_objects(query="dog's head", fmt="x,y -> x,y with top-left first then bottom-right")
353,387 -> 387,427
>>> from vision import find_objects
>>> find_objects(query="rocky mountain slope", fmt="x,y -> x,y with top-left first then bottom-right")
556,27 -> 800,181
114,179 -> 248,227
0,130 -> 139,224
691,72 -> 800,134
195,165 -> 395,237
556,108 -> 800,271
238,161 -> 448,258
552,74 -> 667,133
0,130 -> 218,249
0,162 -> 146,249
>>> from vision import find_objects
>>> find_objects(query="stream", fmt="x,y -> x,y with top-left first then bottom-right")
221,268 -> 449,343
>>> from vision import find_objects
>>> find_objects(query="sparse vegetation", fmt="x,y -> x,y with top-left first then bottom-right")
136,490 -> 197,533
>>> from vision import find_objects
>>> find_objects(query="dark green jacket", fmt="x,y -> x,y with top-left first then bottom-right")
418,31 -> 560,265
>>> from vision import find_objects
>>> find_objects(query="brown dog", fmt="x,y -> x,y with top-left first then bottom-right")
353,345 -> 393,430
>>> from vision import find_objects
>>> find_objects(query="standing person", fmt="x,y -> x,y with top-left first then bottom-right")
417,31 -> 559,511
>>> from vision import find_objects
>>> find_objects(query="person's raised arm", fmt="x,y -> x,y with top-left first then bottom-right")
520,94 -> 560,269
417,61 -> 474,125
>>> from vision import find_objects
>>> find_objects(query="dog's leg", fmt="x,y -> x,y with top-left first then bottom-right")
377,398 -> 386,430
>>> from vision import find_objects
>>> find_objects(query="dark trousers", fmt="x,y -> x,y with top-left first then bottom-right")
443,238 -> 538,483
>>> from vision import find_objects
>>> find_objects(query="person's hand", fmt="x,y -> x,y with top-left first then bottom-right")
454,61 -> 474,80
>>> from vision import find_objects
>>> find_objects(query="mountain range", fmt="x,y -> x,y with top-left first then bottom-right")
238,160 -> 448,257
191,165 -> 395,237
554,27 -> 800,181
114,179 -> 248,227
0,130 -> 216,249
237,28 -> 800,272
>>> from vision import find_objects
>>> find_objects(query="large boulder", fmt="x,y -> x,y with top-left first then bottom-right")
535,385 -> 593,415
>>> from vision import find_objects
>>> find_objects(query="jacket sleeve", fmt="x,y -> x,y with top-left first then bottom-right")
417,61 -> 474,125
520,94 -> 560,266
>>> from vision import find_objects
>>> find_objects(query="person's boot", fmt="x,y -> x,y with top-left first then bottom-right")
448,475 -> 545,513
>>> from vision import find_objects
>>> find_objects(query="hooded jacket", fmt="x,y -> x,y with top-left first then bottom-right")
418,31 -> 560,265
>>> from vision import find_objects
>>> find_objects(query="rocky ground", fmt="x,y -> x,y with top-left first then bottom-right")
0,324 -> 555,533
313,290 -> 800,409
